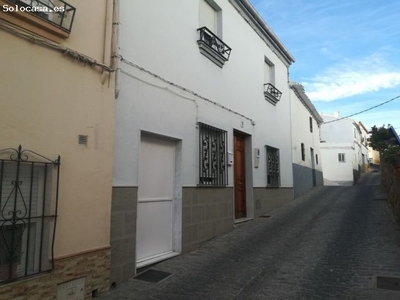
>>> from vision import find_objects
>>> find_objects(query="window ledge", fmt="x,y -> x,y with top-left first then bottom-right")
197,27 -> 231,68
264,83 -> 282,105
197,40 -> 226,68
0,0 -> 69,43
264,91 -> 280,105
197,184 -> 228,188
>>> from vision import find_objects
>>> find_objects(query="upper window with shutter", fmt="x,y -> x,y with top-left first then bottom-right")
200,0 -> 217,34
197,0 -> 231,67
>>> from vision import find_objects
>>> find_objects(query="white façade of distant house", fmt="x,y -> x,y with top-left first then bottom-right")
289,82 -> 324,197
320,112 -> 368,186
358,121 -> 371,171
111,0 -> 295,284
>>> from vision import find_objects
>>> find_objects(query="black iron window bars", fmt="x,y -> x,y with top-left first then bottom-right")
198,123 -> 228,186
0,145 -> 60,283
264,83 -> 282,105
6,0 -> 76,32
197,27 -> 232,62
266,146 -> 280,187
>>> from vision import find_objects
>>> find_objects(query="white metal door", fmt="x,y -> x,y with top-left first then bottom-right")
136,135 -> 176,264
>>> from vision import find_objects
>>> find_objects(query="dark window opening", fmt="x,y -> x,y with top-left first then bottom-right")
301,143 -> 305,161
266,146 -> 280,187
198,123 -> 227,186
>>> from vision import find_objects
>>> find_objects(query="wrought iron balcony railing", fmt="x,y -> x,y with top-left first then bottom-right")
264,83 -> 282,105
7,0 -> 76,32
197,27 -> 232,67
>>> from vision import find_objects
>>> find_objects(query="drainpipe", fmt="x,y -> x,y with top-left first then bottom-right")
101,0 -> 113,85
111,0 -> 120,98
288,73 -> 295,199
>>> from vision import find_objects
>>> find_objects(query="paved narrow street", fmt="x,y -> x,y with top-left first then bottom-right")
101,172 -> 400,300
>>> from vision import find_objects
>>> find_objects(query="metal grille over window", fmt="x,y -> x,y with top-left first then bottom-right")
197,27 -> 232,67
0,145 -> 60,282
301,143 -> 305,161
266,146 -> 280,187
7,0 -> 76,32
264,83 -> 282,105
198,123 -> 227,186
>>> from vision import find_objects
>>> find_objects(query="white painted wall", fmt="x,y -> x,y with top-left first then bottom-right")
320,114 -> 364,184
320,115 -> 355,144
114,0 -> 294,188
320,144 -> 354,185
290,88 -> 323,172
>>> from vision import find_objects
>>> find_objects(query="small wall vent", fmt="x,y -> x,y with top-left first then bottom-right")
78,135 -> 88,146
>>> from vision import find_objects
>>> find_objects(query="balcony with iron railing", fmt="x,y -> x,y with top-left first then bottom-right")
264,83 -> 282,105
4,0 -> 76,33
197,26 -> 232,68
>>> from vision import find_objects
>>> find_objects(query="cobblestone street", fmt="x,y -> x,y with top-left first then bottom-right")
100,172 -> 400,300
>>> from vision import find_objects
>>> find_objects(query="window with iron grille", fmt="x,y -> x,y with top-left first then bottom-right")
5,0 -> 76,33
338,153 -> 345,162
198,123 -> 227,186
309,117 -> 313,133
0,146 -> 60,282
266,146 -> 280,187
301,143 -> 305,161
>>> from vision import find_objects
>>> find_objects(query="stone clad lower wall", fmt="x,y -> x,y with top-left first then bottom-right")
254,187 -> 294,217
109,187 -> 138,286
293,164 -> 323,198
182,187 -> 234,252
109,186 -> 234,284
0,247 -> 110,300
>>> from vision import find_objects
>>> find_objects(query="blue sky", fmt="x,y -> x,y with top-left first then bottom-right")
250,0 -> 400,131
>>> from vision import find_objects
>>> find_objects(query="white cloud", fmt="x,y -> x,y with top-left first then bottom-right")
301,55 -> 400,101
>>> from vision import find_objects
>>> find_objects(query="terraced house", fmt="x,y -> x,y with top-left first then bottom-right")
0,0 -> 115,298
111,0 -> 296,285
0,0 -> 320,298
290,82 -> 324,198
320,113 -> 369,186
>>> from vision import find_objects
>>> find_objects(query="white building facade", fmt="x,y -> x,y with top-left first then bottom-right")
320,113 -> 367,186
290,83 -> 324,198
111,0 -> 295,284
359,122 -> 371,171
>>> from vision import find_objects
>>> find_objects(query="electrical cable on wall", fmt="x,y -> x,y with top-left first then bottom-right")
322,94 -> 400,124
117,55 -> 256,125
0,20 -> 114,72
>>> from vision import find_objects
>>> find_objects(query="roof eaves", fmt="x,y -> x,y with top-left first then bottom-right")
232,0 -> 295,66
290,81 -> 323,124
389,126 -> 400,145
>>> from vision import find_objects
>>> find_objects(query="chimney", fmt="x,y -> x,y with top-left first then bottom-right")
333,111 -> 340,118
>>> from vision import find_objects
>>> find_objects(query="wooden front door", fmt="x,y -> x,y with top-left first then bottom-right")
234,133 -> 246,219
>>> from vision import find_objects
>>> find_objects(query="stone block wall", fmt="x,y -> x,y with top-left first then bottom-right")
182,187 -> 234,252
292,164 -> 323,198
0,247 -> 110,300
254,187 -> 294,217
109,187 -> 137,285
